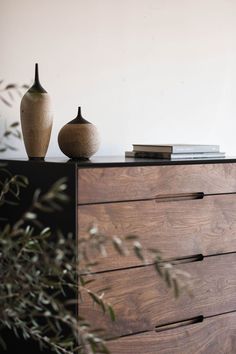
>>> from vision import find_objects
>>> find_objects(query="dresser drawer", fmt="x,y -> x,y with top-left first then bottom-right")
79,194 -> 236,271
78,163 -> 236,204
107,311 -> 236,354
79,253 -> 236,338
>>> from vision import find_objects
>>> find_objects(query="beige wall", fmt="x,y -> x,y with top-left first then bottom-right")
1,0 -> 236,158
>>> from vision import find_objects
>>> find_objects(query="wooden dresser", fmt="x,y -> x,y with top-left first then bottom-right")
2,157 -> 236,354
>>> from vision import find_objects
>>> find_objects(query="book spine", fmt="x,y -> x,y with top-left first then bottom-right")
170,152 -> 225,159
126,151 -> 171,158
172,145 -> 220,153
125,151 -> 171,159
125,151 -> 225,159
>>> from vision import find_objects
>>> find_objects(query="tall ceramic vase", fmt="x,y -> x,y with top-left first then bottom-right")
20,63 -> 53,160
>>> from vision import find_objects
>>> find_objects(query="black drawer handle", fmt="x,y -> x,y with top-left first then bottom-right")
155,315 -> 204,332
154,192 -> 205,202
170,254 -> 204,265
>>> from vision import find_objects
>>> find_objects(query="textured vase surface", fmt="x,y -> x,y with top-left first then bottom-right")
20,63 -> 53,159
58,107 -> 100,159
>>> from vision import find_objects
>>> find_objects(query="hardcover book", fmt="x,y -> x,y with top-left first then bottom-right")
132,144 -> 220,154
125,151 -> 225,160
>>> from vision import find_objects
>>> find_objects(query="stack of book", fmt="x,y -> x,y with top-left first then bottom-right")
125,144 -> 225,160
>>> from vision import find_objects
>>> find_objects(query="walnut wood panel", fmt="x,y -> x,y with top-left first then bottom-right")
79,253 -> 236,338
78,163 -> 236,203
108,311 -> 236,354
78,194 -> 236,271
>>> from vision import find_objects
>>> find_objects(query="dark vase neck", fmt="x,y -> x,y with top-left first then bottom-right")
68,107 -> 90,124
29,63 -> 47,93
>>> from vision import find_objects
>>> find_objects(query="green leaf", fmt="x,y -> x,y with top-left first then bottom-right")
80,277 -> 95,286
155,261 -> 163,277
133,241 -> 144,261
5,84 -> 16,90
164,268 -> 171,288
40,227 -> 51,236
125,234 -> 138,240
112,236 -> 126,256
147,248 -> 162,255
24,212 -> 37,220
10,121 -> 19,128
88,291 -> 102,307
173,278 -> 180,298
108,304 -> 116,322
0,95 -> 11,107
3,131 -> 11,137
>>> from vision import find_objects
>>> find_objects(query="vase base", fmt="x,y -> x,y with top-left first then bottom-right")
70,157 -> 90,161
28,157 -> 45,161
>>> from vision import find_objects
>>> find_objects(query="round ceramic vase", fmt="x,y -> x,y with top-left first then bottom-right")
20,63 -> 53,160
58,107 -> 100,159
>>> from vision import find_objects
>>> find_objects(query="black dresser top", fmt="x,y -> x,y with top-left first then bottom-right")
1,156 -> 236,168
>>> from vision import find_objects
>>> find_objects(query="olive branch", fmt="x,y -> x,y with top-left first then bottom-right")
0,80 -> 29,152
0,168 -> 192,354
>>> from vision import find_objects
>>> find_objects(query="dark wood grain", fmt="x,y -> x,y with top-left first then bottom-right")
78,194 -> 236,271
79,253 -> 236,338
78,163 -> 236,203
107,311 -> 236,354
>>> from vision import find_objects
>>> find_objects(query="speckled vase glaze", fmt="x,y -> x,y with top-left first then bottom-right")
20,63 -> 53,160
58,107 -> 100,159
